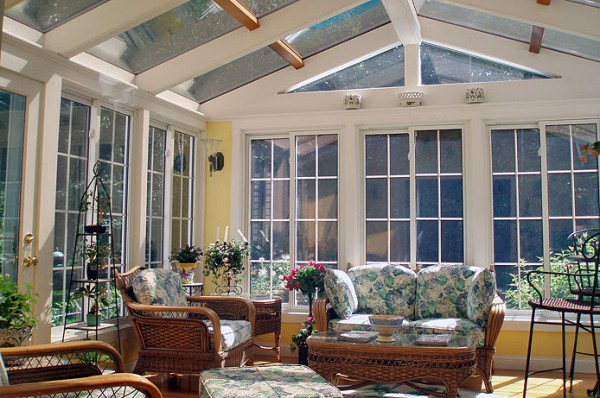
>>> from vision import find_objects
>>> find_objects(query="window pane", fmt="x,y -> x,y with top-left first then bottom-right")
365,135 -> 387,176
318,180 -> 337,219
573,124 -> 598,171
547,173 -> 573,217
518,175 -> 542,217
272,180 -> 289,219
494,220 -> 517,263
390,221 -> 410,263
296,221 -> 316,262
416,177 -> 438,218
441,220 -> 463,263
574,173 -> 599,216
272,221 -> 290,260
493,176 -> 516,218
517,129 -> 541,172
251,181 -> 270,219
250,221 -> 271,261
549,219 -> 573,254
415,130 -> 437,173
297,136 -> 316,177
366,179 -> 387,218
273,139 -> 290,178
318,221 -> 337,261
366,221 -> 388,262
318,135 -> 338,177
520,220 -> 543,263
296,180 -> 315,219
546,125 -> 572,171
251,140 -> 272,179
491,130 -> 515,173
390,178 -> 409,218
390,134 -> 409,175
416,220 -> 438,262
440,176 -> 463,218
440,129 -> 462,173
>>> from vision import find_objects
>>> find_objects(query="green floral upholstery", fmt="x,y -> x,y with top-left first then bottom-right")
132,268 -> 188,307
416,265 -> 496,326
324,269 -> 358,319
200,365 -> 342,398
348,264 -> 416,318
132,268 -> 252,352
206,319 -> 253,351
0,354 -> 8,386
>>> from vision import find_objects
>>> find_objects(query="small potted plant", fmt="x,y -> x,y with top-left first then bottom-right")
290,316 -> 317,365
82,239 -> 110,280
80,191 -> 110,234
0,275 -> 38,347
73,284 -> 110,327
169,244 -> 203,284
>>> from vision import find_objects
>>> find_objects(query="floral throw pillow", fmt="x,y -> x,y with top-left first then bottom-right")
133,269 -> 188,307
324,269 -> 358,319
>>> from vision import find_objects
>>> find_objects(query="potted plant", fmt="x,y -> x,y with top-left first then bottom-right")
290,316 -> 317,365
82,239 -> 110,280
169,244 -> 203,284
0,275 -> 38,347
80,191 -> 109,234
73,284 -> 110,327
204,239 -> 250,295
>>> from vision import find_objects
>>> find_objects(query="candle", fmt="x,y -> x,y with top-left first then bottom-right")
237,229 -> 248,243
216,226 -> 220,241
224,226 -> 229,242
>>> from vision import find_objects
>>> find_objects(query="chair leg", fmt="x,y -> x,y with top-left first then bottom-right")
560,312 -> 567,398
523,308 -> 537,398
568,312 -> 582,392
590,313 -> 600,397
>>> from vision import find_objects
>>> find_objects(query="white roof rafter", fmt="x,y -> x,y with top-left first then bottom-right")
381,0 -> 421,45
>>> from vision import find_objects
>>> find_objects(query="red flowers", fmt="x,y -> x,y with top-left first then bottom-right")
283,261 -> 326,296
579,143 -> 600,163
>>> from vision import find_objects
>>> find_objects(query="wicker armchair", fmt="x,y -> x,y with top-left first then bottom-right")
0,340 -> 162,397
115,266 -> 255,375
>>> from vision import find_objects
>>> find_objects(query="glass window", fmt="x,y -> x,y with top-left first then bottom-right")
6,0 -> 107,33
365,129 -> 464,267
248,134 -> 338,307
492,123 -> 600,310
421,43 -> 550,85
146,126 -> 166,268
53,98 -> 90,327
171,131 -> 195,251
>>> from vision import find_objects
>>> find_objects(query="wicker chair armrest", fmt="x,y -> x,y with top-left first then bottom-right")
188,296 -> 256,331
484,295 -> 506,347
0,340 -> 124,373
0,373 -> 162,398
313,297 -> 333,332
126,302 -> 224,350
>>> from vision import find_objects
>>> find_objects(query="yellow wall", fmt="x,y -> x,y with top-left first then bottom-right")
202,121 -> 593,362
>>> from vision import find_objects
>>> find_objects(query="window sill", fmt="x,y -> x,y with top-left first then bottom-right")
51,319 -> 132,344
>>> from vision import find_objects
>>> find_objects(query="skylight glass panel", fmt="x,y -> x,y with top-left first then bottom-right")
172,47 -> 287,103
421,43 -> 550,85
417,0 -> 530,43
6,0 -> 106,33
87,0 -> 298,74
543,29 -> 600,62
566,0 -> 600,8
288,45 -> 405,93
286,0 -> 390,58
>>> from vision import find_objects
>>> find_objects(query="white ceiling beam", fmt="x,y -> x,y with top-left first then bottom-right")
136,0 -> 368,94
441,0 -> 600,41
381,0 -> 421,45
44,0 -> 188,58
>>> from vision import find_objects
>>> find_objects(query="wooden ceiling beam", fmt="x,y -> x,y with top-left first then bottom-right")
213,0 -> 259,31
537,0 -> 551,5
269,40 -> 303,69
529,25 -> 544,53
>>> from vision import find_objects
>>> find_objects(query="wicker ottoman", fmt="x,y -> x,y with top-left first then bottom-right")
199,365 -> 342,398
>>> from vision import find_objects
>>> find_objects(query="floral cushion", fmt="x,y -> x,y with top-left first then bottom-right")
416,265 -> 495,326
200,365 -> 342,398
132,268 -> 188,307
206,319 -> 253,351
0,353 -> 8,386
348,264 -> 416,319
324,269 -> 358,319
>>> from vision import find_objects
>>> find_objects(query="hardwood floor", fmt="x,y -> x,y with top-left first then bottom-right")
145,357 -> 598,398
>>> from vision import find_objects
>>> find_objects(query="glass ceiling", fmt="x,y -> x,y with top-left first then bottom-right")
6,0 -> 107,33
173,0 -> 390,103
566,0 -> 600,7
417,0 -> 600,63
87,0 -> 299,74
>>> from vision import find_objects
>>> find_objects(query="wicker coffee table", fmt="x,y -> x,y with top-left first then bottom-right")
307,331 -> 476,398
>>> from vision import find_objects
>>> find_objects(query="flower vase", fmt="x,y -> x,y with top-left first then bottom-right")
298,345 -> 309,365
174,262 -> 196,284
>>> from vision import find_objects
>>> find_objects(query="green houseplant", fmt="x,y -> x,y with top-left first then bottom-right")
0,275 -> 38,347
82,239 -> 110,280
169,244 -> 203,284
73,284 -> 110,327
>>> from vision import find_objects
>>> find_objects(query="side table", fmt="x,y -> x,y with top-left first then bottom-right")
252,296 -> 282,361
182,282 -> 204,296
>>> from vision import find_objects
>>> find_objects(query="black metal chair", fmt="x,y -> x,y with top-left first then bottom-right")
523,229 -> 600,398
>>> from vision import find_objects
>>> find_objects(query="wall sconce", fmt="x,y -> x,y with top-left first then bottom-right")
200,139 -> 224,177
398,91 -> 423,107
466,87 -> 484,104
343,94 -> 361,110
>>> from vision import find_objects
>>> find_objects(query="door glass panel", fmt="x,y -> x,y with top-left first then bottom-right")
0,90 -> 26,280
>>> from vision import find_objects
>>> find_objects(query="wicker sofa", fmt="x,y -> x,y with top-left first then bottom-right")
313,263 -> 506,393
